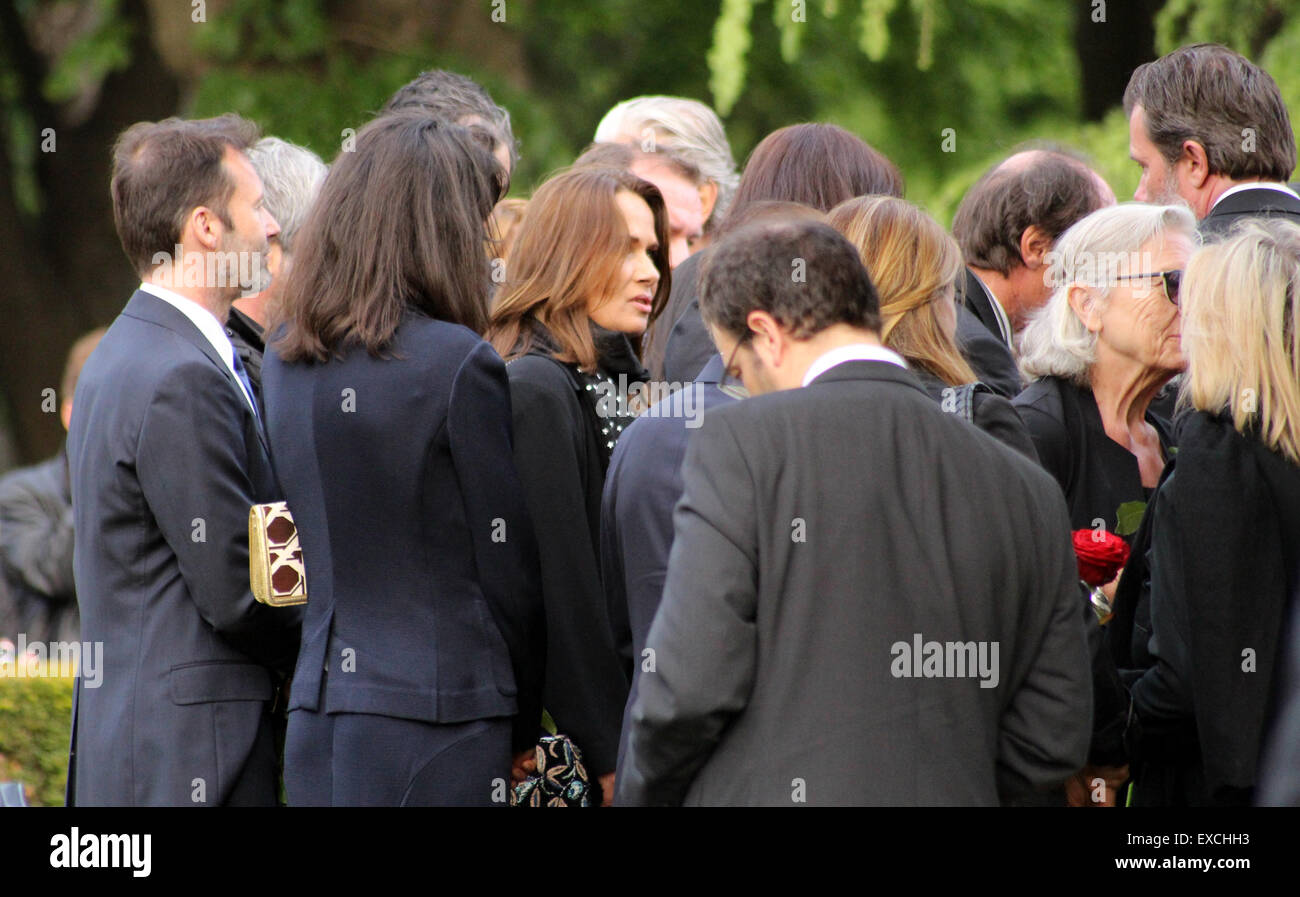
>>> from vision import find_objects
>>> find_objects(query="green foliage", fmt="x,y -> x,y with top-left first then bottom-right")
709,0 -> 756,117
194,0 -> 329,62
43,0 -> 135,102
0,674 -> 73,806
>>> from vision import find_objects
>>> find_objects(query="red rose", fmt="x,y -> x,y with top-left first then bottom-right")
1071,529 -> 1131,587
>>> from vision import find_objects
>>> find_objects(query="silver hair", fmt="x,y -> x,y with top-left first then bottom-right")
1017,202 -> 1199,385
246,137 -> 328,256
594,95 -> 739,230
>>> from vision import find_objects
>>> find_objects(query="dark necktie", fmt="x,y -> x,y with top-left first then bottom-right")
231,352 -> 261,424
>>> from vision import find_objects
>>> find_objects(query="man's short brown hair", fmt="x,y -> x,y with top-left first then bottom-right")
110,114 -> 260,276
1123,43 -> 1295,183
953,153 -> 1106,276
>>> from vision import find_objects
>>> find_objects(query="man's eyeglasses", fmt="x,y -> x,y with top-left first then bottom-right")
718,339 -> 750,400
1115,269 -> 1182,306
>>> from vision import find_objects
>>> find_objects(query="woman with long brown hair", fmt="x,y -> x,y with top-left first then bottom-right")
487,165 -> 670,805
828,195 -> 1035,457
262,112 -> 544,806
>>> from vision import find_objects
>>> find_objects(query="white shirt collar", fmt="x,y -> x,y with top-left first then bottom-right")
138,282 -> 257,412
802,343 -> 907,387
1212,181 -> 1300,210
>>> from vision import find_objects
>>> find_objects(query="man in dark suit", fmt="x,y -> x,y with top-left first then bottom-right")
1125,44 -> 1298,236
952,149 -> 1113,397
618,220 -> 1092,806
66,115 -> 301,806
600,353 -> 734,772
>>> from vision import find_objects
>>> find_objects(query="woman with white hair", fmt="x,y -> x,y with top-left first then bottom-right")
1119,219 -> 1300,806
1012,202 -> 1197,804
1014,203 -> 1197,531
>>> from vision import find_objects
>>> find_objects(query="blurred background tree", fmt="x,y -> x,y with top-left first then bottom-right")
1,0 -> 1297,463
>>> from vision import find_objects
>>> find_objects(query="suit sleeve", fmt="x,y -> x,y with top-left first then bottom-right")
136,359 -> 299,667
599,442 -> 633,679
447,342 -> 546,753
996,487 -> 1092,799
0,473 -> 75,601
509,367 -> 628,775
618,413 -> 758,806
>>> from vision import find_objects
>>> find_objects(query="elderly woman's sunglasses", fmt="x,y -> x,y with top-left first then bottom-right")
1114,269 -> 1182,306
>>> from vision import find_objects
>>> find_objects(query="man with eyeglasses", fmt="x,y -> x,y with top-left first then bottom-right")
617,219 -> 1092,806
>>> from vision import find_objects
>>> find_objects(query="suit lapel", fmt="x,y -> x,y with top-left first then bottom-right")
122,290 -> 271,457
959,267 -> 1008,344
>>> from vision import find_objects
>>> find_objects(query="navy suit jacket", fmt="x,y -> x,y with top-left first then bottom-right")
600,356 -> 734,773
66,290 -> 301,806
261,313 -> 544,751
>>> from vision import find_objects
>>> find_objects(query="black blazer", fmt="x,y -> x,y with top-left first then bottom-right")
619,361 -> 1091,806
1012,376 -> 1173,532
505,340 -> 638,776
600,354 -> 735,772
1125,412 -> 1300,805
261,314 -> 544,750
1200,185 -> 1300,238
1014,374 -> 1175,767
955,268 -> 1022,398
66,290 -> 301,806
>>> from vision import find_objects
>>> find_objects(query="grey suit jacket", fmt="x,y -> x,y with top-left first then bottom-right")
618,360 -> 1091,806
66,290 -> 301,806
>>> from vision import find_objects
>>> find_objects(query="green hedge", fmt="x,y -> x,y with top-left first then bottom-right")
0,674 -> 73,806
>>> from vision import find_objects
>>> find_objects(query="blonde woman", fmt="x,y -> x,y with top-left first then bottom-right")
828,195 -> 1035,458
1122,219 -> 1300,806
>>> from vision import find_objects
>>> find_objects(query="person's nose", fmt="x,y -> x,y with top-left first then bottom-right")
263,209 -> 281,240
639,252 -> 659,291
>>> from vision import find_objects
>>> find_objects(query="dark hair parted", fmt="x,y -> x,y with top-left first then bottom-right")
724,123 -> 903,229
953,153 -> 1106,276
699,219 -> 881,341
385,68 -> 518,180
1124,43 -> 1295,183
486,167 -> 671,372
110,114 -> 259,277
271,112 -> 500,362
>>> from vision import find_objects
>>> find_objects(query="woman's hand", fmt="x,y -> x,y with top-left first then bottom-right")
510,749 -> 536,786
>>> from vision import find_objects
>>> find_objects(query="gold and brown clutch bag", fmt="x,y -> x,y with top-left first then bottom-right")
249,501 -> 307,606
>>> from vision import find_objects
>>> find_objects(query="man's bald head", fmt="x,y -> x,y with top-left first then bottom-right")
954,149 -> 1112,277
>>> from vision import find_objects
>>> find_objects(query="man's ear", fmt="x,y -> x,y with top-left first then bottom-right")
1179,139 -> 1211,190
698,182 -> 719,224
1066,284 -> 1102,333
1019,225 -> 1053,269
747,310 -> 785,365
188,205 -> 223,251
